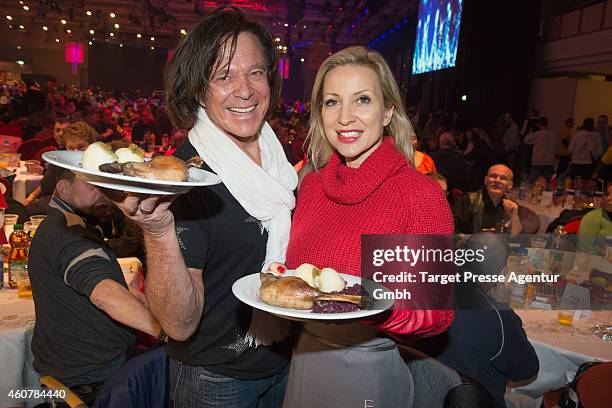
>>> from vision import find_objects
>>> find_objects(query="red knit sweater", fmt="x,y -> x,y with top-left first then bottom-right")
286,137 -> 454,337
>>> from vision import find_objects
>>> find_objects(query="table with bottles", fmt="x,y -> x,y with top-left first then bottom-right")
501,238 -> 612,400
7,161 -> 44,204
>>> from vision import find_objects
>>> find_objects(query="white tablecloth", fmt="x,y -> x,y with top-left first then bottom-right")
10,164 -> 43,204
0,258 -> 144,407
512,310 -> 612,399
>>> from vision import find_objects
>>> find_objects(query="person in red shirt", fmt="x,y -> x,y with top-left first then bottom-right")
279,46 -> 455,407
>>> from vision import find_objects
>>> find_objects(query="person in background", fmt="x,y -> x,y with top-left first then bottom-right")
578,183 -> 612,255
25,121 -> 97,211
282,46 -> 455,408
454,164 -> 522,237
521,108 -> 542,136
412,132 -> 437,174
502,113 -> 520,175
596,114 -> 611,151
569,117 -> 603,177
593,145 -> 612,184
62,121 -> 97,151
523,116 -> 560,182
420,233 -> 539,408
52,117 -> 71,149
464,129 -> 496,191
131,107 -> 161,145
558,117 -> 575,175
430,132 -> 469,192
29,167 -> 161,405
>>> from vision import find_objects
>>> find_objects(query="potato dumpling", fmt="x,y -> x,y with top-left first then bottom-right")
82,142 -> 118,171
293,263 -> 320,288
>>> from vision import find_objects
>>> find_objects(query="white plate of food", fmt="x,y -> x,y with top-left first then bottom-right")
232,265 -> 394,321
42,148 -> 221,195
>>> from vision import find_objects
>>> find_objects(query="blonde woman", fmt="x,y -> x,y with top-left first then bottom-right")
281,46 -> 456,407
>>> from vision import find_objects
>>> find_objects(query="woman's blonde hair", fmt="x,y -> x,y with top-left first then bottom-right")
308,46 -> 414,169
61,121 -> 97,145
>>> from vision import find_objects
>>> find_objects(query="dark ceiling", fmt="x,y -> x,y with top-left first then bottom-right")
1,0 -> 416,52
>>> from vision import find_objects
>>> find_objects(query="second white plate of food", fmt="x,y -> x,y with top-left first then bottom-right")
42,150 -> 222,195
232,272 -> 394,321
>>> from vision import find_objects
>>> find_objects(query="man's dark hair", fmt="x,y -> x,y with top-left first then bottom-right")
582,117 -> 595,131
165,6 -> 281,130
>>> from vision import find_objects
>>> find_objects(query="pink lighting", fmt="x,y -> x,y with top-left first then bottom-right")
279,57 -> 290,80
65,42 -> 84,75
202,1 -> 273,11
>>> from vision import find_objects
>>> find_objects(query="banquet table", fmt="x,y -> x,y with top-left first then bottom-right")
9,163 -> 43,204
0,257 -> 144,407
511,309 -> 612,400
516,199 -> 563,234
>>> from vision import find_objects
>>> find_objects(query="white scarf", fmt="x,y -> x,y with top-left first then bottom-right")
188,107 -> 297,345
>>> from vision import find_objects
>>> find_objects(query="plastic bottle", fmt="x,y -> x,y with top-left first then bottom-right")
8,224 -> 30,295
508,244 -> 528,309
518,178 -> 528,200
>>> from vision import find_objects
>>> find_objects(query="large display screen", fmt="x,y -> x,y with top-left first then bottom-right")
412,0 -> 463,75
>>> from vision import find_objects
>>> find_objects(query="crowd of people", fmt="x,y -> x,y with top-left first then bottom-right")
0,5 -> 609,408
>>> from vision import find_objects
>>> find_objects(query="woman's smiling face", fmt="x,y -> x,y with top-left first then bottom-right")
321,64 -> 393,168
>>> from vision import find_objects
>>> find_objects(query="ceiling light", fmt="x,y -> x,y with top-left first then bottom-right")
42,25 -> 48,31
16,60 -> 24,65
300,58 -> 304,62
150,46 -> 155,50
19,24 -> 24,29
114,23 -> 119,29
277,45 -> 282,49
6,15 -> 12,20
150,36 -> 155,41
61,19 -> 66,24
17,46 -> 21,49
55,38 -> 60,42
282,46 -> 287,50
136,33 -> 141,38
119,43 -> 123,47
89,29 -> 94,34
67,29 -> 71,34
275,37 -> 280,41
88,41 -> 92,45
110,12 -> 116,18
110,32 -> 114,37
180,29 -> 186,35
284,23 -> 288,27
86,10 -> 92,16
23,6 -> 29,11
303,25 -> 307,28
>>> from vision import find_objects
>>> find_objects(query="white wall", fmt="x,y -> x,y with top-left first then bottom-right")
528,77 -> 577,132
573,79 -> 612,124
